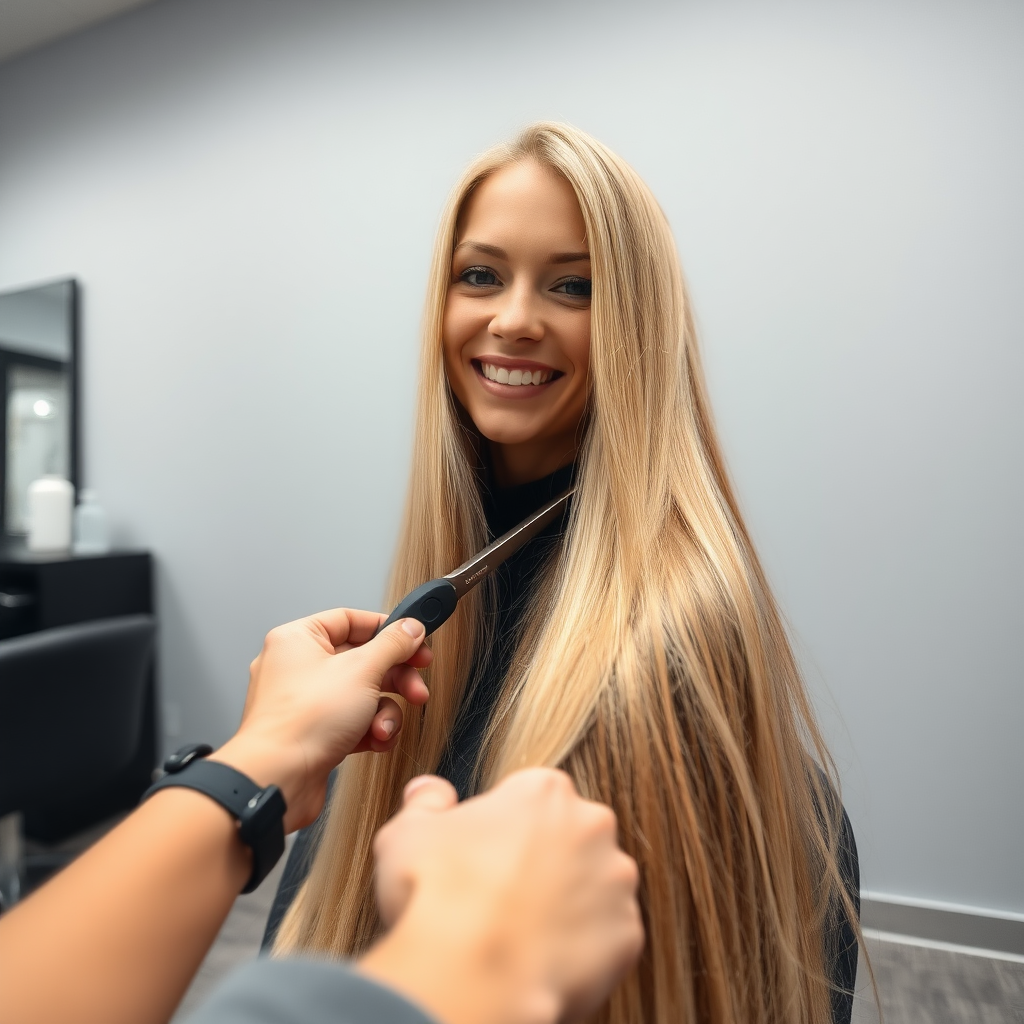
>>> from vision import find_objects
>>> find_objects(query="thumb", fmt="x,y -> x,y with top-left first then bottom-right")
354,618 -> 426,679
402,775 -> 458,813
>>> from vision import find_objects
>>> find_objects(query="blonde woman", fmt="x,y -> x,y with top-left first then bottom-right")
266,123 -> 861,1024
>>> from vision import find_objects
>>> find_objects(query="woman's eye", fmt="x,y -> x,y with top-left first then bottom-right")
459,267 -> 500,287
554,277 -> 592,299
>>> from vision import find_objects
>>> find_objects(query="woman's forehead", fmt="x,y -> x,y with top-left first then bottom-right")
456,160 -> 588,256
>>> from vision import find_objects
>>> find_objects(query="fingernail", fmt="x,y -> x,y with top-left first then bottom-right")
401,618 -> 423,638
380,720 -> 395,738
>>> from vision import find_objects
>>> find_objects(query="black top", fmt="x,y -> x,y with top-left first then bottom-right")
262,463 -> 859,1022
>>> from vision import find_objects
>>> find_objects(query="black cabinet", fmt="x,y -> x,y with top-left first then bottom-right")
0,541 -> 156,840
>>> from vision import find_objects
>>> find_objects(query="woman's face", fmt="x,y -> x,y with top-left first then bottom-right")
443,159 -> 591,487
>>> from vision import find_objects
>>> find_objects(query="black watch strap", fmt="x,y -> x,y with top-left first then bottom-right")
144,750 -> 286,894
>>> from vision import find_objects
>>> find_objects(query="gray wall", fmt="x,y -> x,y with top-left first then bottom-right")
0,0 -> 1020,919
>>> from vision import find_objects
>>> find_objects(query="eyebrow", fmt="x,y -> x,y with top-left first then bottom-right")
454,241 -> 590,265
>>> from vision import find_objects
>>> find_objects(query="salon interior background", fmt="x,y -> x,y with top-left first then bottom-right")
0,0 -> 1020,928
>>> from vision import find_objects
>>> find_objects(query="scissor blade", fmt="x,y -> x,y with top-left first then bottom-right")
443,487 -> 574,598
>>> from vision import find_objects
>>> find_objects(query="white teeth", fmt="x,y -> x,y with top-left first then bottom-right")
480,362 -> 553,386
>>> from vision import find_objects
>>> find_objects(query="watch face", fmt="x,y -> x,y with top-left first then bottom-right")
238,784 -> 287,894
240,785 -> 288,837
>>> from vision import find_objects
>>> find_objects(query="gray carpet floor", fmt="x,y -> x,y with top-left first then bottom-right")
172,847 -> 1024,1023
851,937 -> 1024,1024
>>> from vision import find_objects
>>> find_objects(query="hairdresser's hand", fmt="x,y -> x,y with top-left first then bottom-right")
359,769 -> 644,1024
215,609 -> 432,831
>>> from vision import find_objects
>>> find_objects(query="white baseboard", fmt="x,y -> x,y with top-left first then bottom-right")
862,928 -> 1024,964
861,893 -> 1024,956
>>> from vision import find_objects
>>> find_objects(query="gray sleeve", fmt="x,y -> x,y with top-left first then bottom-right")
183,956 -> 439,1024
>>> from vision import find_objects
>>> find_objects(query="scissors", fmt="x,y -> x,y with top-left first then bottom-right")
376,487 -> 574,637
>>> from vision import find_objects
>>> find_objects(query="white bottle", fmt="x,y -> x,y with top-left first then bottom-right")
73,489 -> 110,555
27,476 -> 74,552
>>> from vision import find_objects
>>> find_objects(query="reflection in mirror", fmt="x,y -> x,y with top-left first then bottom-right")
0,280 -> 78,536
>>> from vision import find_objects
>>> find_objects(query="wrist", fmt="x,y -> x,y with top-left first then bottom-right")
146,746 -> 286,893
357,894 -> 560,1024
209,733 -> 313,835
213,734 -> 304,804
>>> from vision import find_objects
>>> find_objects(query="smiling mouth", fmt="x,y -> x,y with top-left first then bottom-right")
473,360 -> 561,387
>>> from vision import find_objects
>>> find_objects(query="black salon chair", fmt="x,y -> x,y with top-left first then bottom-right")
0,614 -> 156,909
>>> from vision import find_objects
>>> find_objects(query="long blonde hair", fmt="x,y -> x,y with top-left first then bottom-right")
277,122 -> 857,1024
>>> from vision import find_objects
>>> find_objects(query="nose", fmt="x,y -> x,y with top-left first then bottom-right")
488,279 -> 544,344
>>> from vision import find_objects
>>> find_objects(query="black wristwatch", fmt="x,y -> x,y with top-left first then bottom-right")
143,743 -> 287,894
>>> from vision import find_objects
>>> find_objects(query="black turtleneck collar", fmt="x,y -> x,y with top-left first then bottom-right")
479,459 -> 577,539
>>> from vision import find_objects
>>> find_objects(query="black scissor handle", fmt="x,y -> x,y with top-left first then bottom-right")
375,578 -> 459,637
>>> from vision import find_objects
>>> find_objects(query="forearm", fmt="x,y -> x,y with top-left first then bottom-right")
0,787 -> 249,1024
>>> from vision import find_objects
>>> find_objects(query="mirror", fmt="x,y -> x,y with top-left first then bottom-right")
0,280 -> 79,537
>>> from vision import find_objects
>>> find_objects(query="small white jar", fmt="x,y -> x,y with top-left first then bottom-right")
27,476 -> 74,552
73,489 -> 110,555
